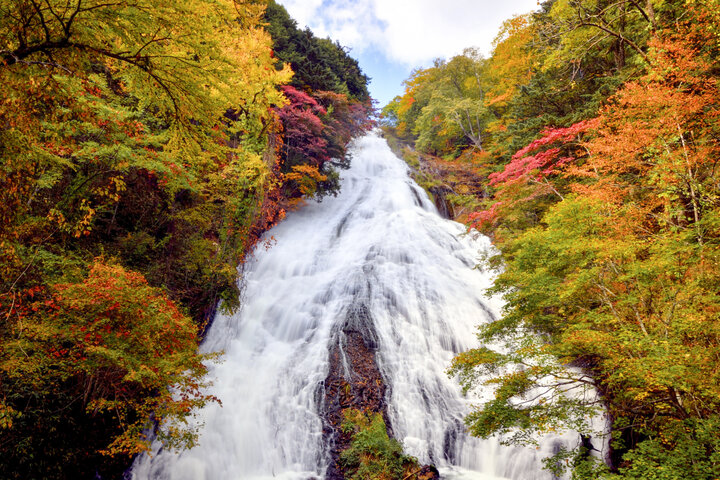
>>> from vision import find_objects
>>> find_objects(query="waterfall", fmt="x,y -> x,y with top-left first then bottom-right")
130,131 -> 591,480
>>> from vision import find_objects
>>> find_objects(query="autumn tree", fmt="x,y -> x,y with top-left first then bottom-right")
540,0 -> 657,71
264,0 -> 370,101
469,119 -> 597,236
453,19 -> 720,478
386,0 -> 720,476
0,0 -> 296,477
0,0 -> 292,318
1,263 -> 219,479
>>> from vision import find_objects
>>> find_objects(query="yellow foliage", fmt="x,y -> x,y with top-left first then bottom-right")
284,164 -> 328,197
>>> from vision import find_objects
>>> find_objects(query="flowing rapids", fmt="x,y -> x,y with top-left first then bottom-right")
131,131 -> 590,480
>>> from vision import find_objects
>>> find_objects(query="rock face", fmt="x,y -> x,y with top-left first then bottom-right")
428,185 -> 454,220
380,129 -> 488,224
322,303 -> 389,480
321,302 -> 439,480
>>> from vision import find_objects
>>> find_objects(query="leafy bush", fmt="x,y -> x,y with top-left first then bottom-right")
340,409 -> 420,480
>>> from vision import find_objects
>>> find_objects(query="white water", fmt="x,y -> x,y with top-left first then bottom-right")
131,131 -> 586,480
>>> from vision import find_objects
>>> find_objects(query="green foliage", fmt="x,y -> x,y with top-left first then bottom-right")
616,416 -> 720,479
540,445 -> 613,479
0,0 -> 373,477
0,0 -> 373,474
264,0 -> 370,101
340,409 -> 420,480
412,50 -> 492,153
449,339 -> 602,447
390,0 -> 720,477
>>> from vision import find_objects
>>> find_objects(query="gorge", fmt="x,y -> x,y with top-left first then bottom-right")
131,132 -> 586,480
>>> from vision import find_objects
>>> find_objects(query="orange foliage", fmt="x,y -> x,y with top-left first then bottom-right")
284,164 -> 328,197
569,35 -> 720,239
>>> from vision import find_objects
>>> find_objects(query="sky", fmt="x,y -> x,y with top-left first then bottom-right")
277,0 -> 540,107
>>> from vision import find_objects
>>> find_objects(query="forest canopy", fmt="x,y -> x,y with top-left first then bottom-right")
385,0 -> 720,477
0,1 -> 371,478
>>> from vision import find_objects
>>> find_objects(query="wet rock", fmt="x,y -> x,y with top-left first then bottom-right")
417,465 -> 440,480
322,310 -> 387,480
428,185 -> 454,220
322,303 -> 439,480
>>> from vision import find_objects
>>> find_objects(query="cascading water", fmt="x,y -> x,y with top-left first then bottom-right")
131,131 -> 592,480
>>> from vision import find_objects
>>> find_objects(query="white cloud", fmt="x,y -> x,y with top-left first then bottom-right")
278,0 -> 539,65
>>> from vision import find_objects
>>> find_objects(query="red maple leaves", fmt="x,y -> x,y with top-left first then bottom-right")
489,119 -> 598,185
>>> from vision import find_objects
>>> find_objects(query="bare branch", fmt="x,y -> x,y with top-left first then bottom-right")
576,21 -> 650,65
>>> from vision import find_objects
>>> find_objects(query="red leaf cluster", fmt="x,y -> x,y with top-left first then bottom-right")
489,119 -> 598,185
